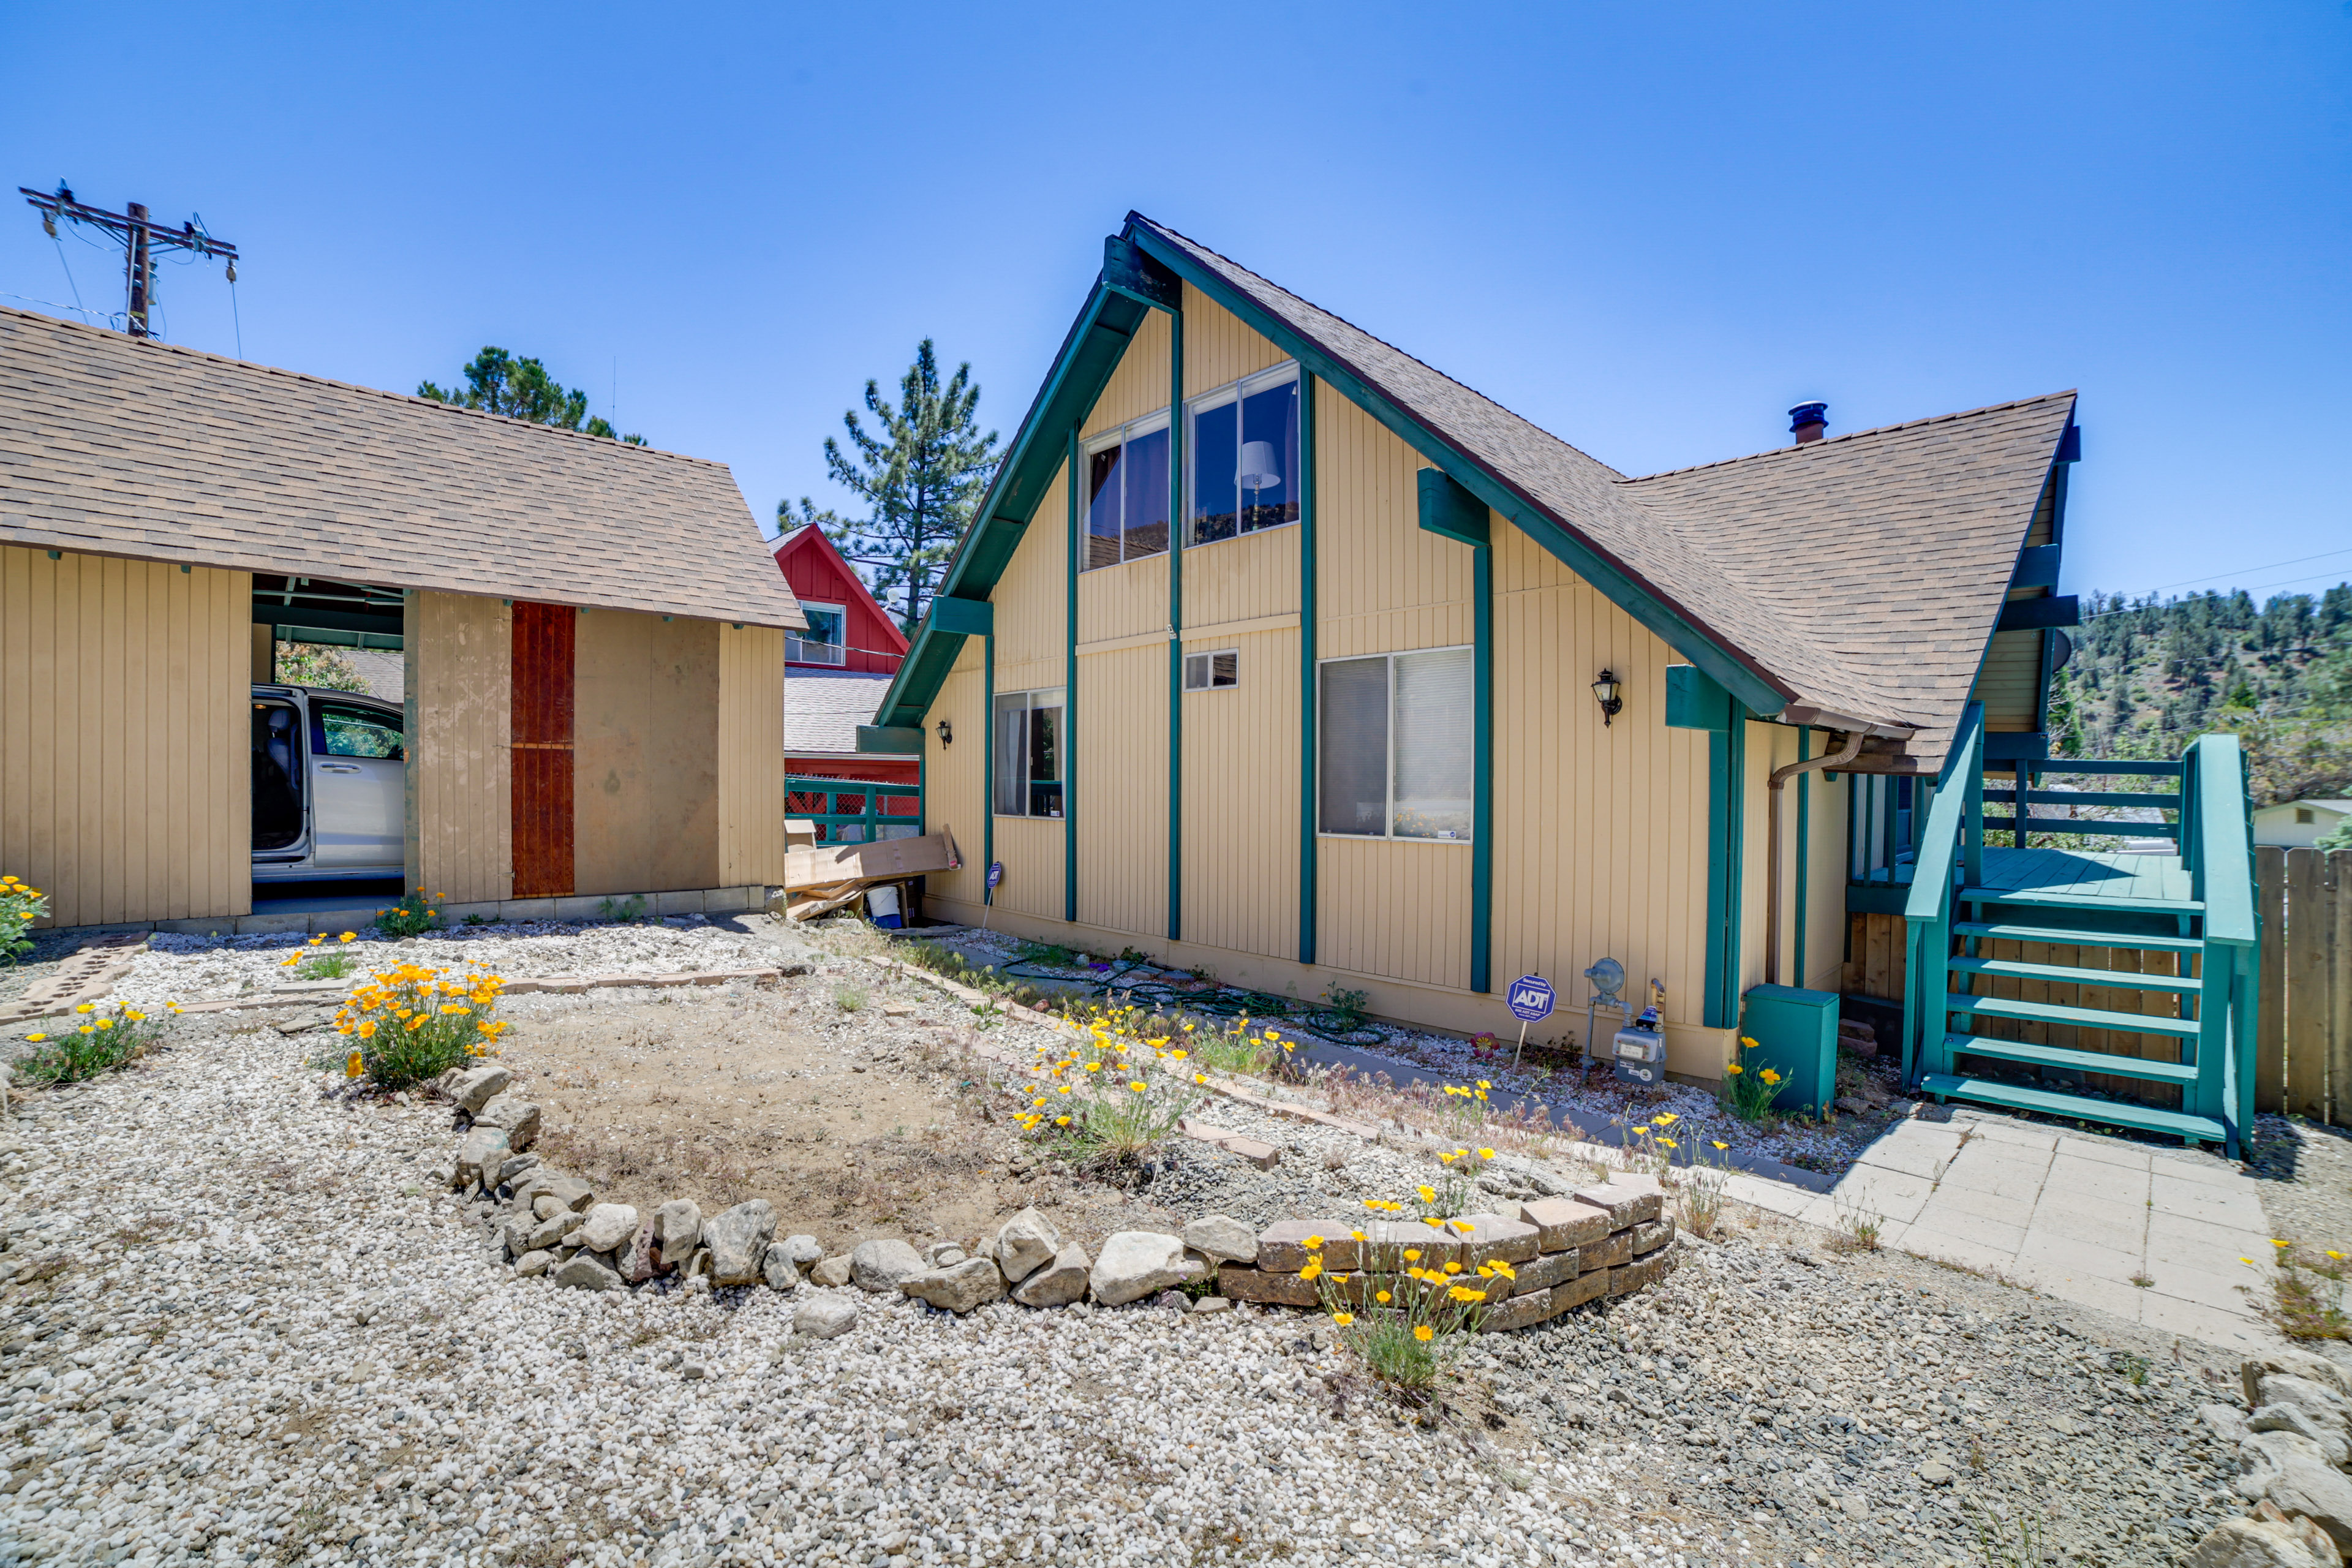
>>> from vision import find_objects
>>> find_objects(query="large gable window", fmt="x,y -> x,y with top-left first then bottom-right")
1084,414 -> 1171,569
992,688 -> 1065,818
1318,648 -> 1472,840
1188,364 -> 1300,546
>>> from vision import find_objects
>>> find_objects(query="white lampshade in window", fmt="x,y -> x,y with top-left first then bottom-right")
1238,440 -> 1281,491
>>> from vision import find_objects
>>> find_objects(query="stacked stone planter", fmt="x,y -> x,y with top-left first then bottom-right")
1211,1177 -> 1676,1332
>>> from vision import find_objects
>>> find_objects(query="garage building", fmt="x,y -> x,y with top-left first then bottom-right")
0,306 -> 802,931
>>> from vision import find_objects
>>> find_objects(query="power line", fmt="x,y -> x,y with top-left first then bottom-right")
18,183 -> 238,342
2125,545 -> 2352,599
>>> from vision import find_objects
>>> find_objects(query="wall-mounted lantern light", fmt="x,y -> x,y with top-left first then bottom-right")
935,717 -> 953,747
1592,669 -> 1623,726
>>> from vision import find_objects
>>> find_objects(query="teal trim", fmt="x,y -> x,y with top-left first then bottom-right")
1793,729 -> 1810,991
2012,545 -> 2060,589
1702,693 -> 1747,1029
1666,666 -> 1731,731
1416,469 -> 1489,548
930,597 -> 993,636
1166,304 -> 1185,943
854,725 -> 925,755
982,628 -> 996,900
1298,373 -> 1319,965
1471,538 -> 1493,993
1065,424 -> 1080,924
1124,222 -> 1789,720
786,775 -> 921,843
1102,234 -> 1180,311
868,281 -> 1148,730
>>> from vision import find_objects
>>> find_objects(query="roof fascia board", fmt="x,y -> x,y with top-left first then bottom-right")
1124,224 -> 1786,718
1416,469 -> 1489,548
867,282 -> 1149,729
1103,235 -> 1181,312
781,524 -> 911,652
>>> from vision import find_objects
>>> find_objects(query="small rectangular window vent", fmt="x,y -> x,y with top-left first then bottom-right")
1183,650 -> 1240,691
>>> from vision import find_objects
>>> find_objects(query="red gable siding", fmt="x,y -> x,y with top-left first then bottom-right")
771,526 -> 909,675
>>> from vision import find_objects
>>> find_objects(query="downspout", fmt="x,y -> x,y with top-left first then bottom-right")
1766,728 -> 1862,986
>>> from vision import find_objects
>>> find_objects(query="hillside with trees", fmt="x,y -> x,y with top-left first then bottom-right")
2049,580 -> 2352,807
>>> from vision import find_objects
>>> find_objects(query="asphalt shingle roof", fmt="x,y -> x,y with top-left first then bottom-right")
0,306 -> 803,628
1134,216 -> 2075,766
785,671 -> 895,755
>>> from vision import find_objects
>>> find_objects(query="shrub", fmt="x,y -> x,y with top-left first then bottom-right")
333,960 -> 508,1090
18,1000 -> 179,1085
598,894 -> 648,924
1310,1216 -> 1501,1400
834,984 -> 869,1013
1322,985 -> 1370,1028
373,892 -> 445,940
0,875 -> 45,965
1722,1036 -> 1783,1121
2263,1242 -> 2352,1341
1012,1008 -> 1202,1169
276,931 -> 362,980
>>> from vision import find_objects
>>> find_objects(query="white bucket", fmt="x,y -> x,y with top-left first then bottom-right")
865,884 -> 903,929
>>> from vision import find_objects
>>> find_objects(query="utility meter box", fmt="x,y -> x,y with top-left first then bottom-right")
1738,984 -> 1840,1115
1610,1025 -> 1668,1087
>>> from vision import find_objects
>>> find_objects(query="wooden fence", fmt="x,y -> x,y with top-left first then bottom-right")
2256,846 -> 2352,1121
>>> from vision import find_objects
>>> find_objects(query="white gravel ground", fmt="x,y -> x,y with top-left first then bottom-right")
119,922 -> 805,1014
0,994 -> 1742,1567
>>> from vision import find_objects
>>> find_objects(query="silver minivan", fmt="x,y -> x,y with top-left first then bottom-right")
252,684 -> 405,881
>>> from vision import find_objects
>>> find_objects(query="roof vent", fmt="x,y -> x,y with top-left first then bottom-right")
1789,402 -> 1828,445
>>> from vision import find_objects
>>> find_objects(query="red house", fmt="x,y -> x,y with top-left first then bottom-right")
775,524 -> 919,833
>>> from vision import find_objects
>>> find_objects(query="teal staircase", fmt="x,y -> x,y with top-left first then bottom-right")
1900,706 -> 2262,1155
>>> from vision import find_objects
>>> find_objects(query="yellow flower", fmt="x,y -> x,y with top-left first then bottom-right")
2330,1251 -> 2346,1262
280,956 -> 300,967
1712,1140 -> 1728,1150
1654,1112 -> 1677,1125
1330,1312 -> 1354,1327
1055,1115 -> 1069,1126
1443,1261 -> 1462,1275
94,1017 -> 113,1030
1300,1260 -> 1323,1283
1449,1219 -> 1472,1235
1350,1229 -> 1366,1242
1477,1147 -> 1494,1159
76,1024 -> 92,1035
1194,1072 -> 1207,1084
1375,1289 -> 1392,1305
442,1005 -> 470,1016
1402,1249 -> 1421,1263
1477,1080 -> 1490,1090
1659,1138 -> 1677,1150
339,932 -> 356,943
1129,1081 -> 1146,1093
23,1032 -> 45,1042
357,1020 -> 379,1038
1414,1325 -> 1434,1343
2274,1239 -> 2291,1249
74,1003 -> 93,1014
1303,1235 -> 1325,1250
1724,1063 -> 1743,1076
1448,1285 -> 1485,1302
1417,1185 -> 1436,1204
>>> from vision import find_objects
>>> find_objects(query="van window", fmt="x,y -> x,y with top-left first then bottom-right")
317,703 -> 404,760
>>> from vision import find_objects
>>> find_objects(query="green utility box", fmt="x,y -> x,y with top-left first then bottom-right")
1737,984 -> 1841,1116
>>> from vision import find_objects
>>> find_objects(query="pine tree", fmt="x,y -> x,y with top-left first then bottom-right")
419,347 -> 644,444
783,341 -> 998,633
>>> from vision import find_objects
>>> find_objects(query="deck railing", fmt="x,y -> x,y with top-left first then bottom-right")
2181,733 -> 2259,1137
1980,756 -> 2183,845
786,775 -> 921,844
1900,703 -> 1984,1087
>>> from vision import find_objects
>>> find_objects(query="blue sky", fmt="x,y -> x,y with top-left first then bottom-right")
3,2 -> 2345,605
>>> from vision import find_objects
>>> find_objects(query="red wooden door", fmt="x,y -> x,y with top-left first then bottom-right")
511,603 -> 575,897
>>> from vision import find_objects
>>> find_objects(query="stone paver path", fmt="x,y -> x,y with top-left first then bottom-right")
1728,1107 -> 2285,1351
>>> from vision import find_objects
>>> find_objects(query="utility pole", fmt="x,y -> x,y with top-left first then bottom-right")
20,183 -> 238,340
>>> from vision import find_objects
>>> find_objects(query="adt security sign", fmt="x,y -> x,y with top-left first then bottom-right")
985,862 -> 1005,891
1507,975 -> 1555,1023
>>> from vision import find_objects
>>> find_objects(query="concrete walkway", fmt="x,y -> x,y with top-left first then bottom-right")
1726,1107 -> 2285,1352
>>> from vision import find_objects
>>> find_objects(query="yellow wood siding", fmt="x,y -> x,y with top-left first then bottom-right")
1082,309 -> 1172,440
1490,529 -> 1716,1072
572,610 -> 720,895
995,464 -> 1069,671
1076,642 -> 1167,937
1321,402 -> 1471,657
406,590 -> 512,906
925,647 -> 987,907
1078,551 -> 1169,646
0,546 -> 248,927
992,816 -> 1066,921
1970,629 -> 2044,732
1182,284 -> 1289,391
1180,624 -> 1298,960
1318,837 -> 1471,990
1802,767 -> 1853,995
718,622 -> 786,888
1184,522 -> 1300,631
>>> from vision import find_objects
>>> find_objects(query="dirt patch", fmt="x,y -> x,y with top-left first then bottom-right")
492,973 -> 1191,1257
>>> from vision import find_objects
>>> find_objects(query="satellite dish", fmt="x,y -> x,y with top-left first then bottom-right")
1583,957 -> 1625,1006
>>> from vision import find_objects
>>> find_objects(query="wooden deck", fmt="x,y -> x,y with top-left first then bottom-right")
1855,846 -> 2193,905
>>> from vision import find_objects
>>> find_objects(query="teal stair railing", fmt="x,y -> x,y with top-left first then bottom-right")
1898,716 -> 2261,1156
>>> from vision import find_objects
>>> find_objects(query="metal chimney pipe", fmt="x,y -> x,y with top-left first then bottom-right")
1789,401 -> 1828,445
